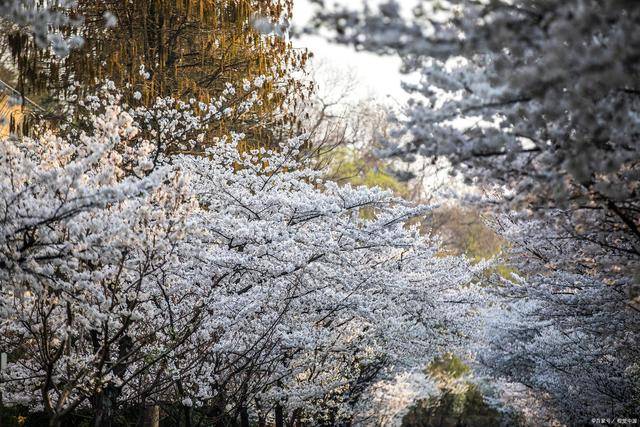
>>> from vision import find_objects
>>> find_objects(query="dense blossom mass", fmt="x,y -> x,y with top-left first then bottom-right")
1,0 -> 639,425
0,85 -> 480,425
474,214 -> 640,423
312,0 -> 640,423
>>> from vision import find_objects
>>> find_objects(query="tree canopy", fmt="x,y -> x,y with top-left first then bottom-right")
1,0 -> 312,146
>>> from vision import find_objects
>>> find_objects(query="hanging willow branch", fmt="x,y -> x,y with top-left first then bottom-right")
1,0 -> 312,147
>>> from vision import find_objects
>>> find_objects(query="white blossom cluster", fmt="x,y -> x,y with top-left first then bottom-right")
469,215 -> 640,424
0,85 -> 480,425
0,0 -> 88,56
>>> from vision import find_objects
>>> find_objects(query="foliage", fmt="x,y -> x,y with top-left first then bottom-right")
1,0 -> 311,147
400,355 -> 501,427
428,206 -> 501,260
326,145 -> 408,196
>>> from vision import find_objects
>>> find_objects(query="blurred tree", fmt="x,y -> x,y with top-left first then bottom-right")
402,355 -> 503,427
293,62 -> 412,195
428,206 -> 502,261
1,0 -> 312,147
312,0 -> 640,285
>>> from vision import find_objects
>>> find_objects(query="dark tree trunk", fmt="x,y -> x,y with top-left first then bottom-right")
275,404 -> 284,427
287,409 -> 300,427
240,406 -> 250,427
93,386 -> 116,427
183,404 -> 192,427
93,335 -> 132,427
142,405 -> 160,427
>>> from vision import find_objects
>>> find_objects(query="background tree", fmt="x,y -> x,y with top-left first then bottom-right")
402,355 -> 502,427
1,0 -> 312,147
311,0 -> 640,283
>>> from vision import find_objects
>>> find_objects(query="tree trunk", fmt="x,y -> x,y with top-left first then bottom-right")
287,409 -> 300,427
183,404 -> 193,427
240,406 -> 250,427
275,404 -> 284,427
93,387 -> 115,427
142,405 -> 160,427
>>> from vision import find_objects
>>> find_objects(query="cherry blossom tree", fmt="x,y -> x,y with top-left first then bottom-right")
0,84 -> 210,426
310,0 -> 640,421
0,82 -> 480,425
311,0 -> 640,279
472,215 -> 640,424
158,118 -> 482,425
